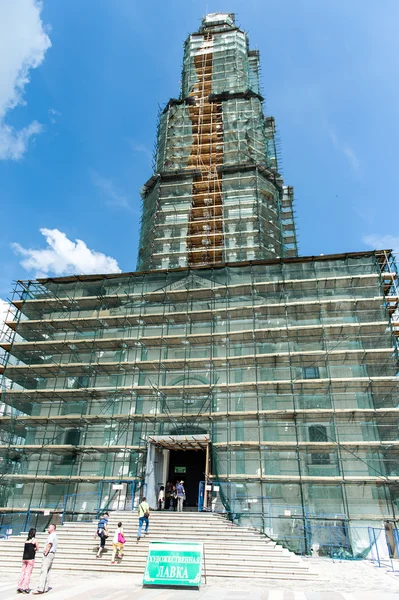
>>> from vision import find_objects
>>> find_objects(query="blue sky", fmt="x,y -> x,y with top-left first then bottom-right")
1,0 -> 399,303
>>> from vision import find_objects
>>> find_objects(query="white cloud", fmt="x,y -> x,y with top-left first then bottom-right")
363,234 -> 399,256
48,108 -> 61,124
127,139 -> 153,166
0,0 -> 51,159
0,299 -> 15,392
12,228 -> 121,277
0,298 -> 13,343
90,170 -> 134,211
328,129 -> 361,174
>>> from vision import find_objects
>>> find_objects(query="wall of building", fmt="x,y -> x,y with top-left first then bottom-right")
1,252 -> 398,553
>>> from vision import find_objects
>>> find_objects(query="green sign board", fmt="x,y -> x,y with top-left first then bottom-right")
143,541 -> 203,587
174,466 -> 186,473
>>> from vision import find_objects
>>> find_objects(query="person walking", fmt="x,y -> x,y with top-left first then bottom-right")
176,480 -> 185,512
17,528 -> 39,594
137,497 -> 150,542
158,486 -> 165,510
96,512 -> 109,558
111,521 -> 125,564
32,523 -> 58,595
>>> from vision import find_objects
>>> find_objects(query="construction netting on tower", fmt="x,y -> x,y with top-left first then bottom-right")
137,12 -> 298,272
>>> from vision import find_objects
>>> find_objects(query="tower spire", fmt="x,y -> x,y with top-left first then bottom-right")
137,14 -> 298,271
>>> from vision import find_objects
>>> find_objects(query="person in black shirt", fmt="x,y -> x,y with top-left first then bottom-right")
17,528 -> 39,593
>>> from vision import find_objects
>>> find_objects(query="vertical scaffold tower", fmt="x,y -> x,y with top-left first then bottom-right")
137,13 -> 298,271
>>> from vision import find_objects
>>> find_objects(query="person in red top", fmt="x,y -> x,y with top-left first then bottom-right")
17,528 -> 39,593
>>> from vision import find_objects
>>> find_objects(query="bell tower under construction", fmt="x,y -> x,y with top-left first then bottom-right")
138,13 -> 297,270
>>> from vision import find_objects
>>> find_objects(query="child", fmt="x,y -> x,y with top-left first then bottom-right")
158,485 -> 165,510
111,521 -> 125,564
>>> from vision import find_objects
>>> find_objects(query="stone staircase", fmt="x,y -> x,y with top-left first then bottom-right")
0,511 -> 314,580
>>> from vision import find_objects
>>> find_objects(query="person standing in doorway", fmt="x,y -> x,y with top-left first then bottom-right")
168,483 -> 176,511
165,481 -> 172,510
32,523 -> 58,595
176,480 -> 185,512
96,512 -> 109,558
158,486 -> 165,510
111,521 -> 125,564
17,527 -> 39,593
137,497 -> 150,542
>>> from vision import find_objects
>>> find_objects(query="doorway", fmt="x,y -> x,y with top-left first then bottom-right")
144,434 -> 210,509
168,449 -> 205,507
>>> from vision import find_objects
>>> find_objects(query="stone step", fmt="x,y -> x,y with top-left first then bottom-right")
9,524 -> 264,533
0,546 -> 295,562
109,512 -> 222,516
0,536 -> 281,547
107,515 -> 231,522
0,550 -> 288,562
0,512 -> 312,580
68,517 -> 221,520
4,529 -> 270,538
0,552 -> 306,569
69,517 -> 236,524
0,556 -> 310,572
0,542 -> 285,555
63,524 -> 255,533
110,511 -> 221,515
0,562 -> 315,580
66,525 -> 242,532
64,530 -> 260,539
15,530 -> 272,541
0,560 -> 313,580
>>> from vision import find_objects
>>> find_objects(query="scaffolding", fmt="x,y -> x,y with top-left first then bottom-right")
0,250 -> 399,533
137,13 -> 297,271
1,14 -> 399,556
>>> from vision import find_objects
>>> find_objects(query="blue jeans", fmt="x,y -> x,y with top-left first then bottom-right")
138,516 -> 149,538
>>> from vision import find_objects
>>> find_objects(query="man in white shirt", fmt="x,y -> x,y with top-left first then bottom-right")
33,523 -> 58,594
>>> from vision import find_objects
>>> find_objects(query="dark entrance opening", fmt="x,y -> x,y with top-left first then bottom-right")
168,449 -> 205,507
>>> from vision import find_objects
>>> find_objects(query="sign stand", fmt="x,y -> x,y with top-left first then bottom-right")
143,541 -> 204,588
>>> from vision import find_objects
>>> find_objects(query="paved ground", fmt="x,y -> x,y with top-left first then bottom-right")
2,559 -> 399,600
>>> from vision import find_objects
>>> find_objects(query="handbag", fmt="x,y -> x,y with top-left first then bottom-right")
118,532 -> 126,544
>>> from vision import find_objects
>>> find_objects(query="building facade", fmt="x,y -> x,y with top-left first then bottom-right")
1,14 -> 399,554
